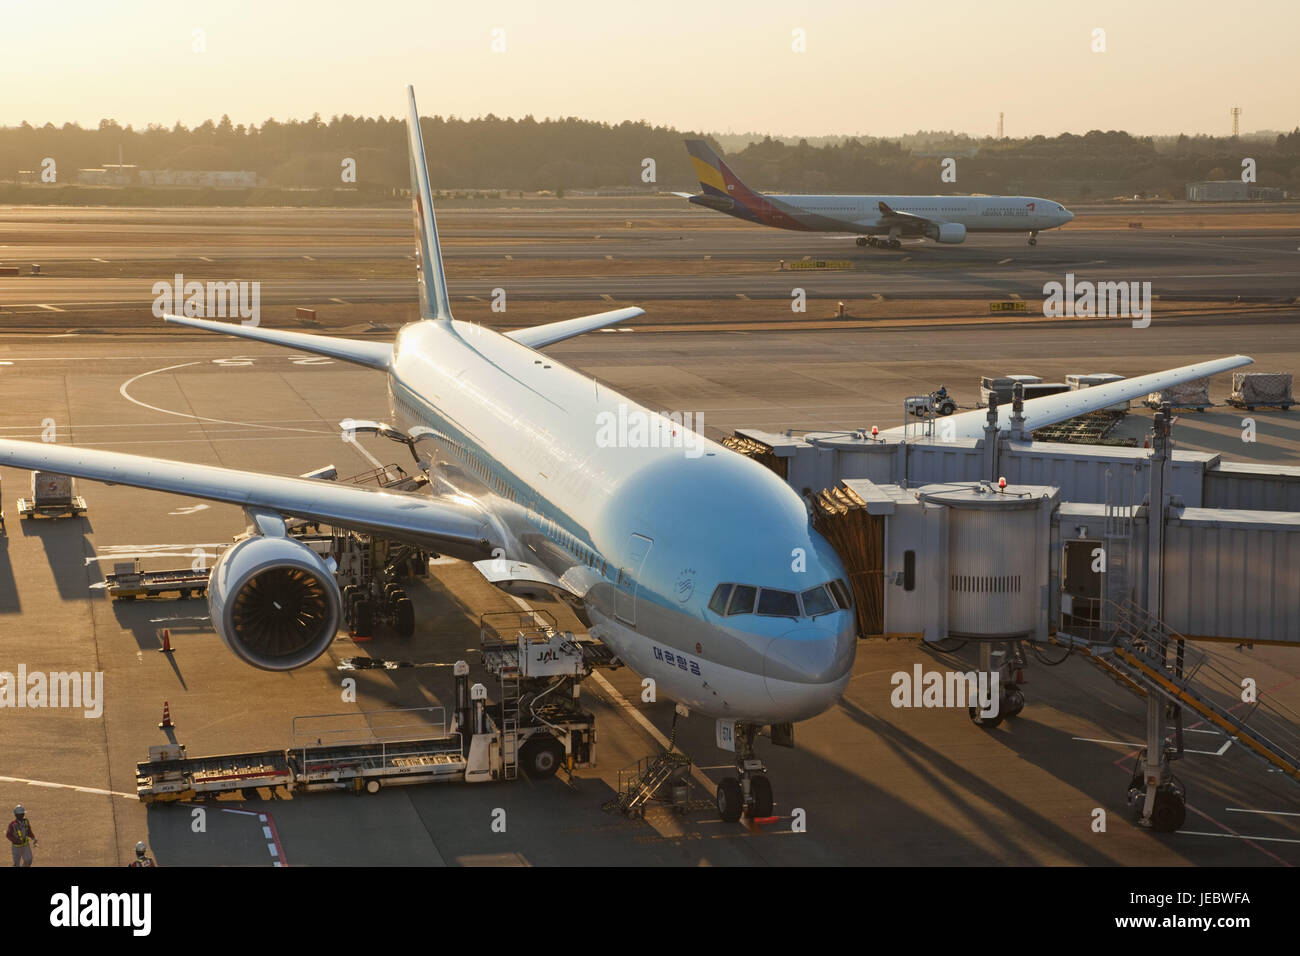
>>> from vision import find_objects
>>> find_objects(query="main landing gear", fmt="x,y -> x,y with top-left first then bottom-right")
856,236 -> 902,250
1027,230 -> 1039,246
716,721 -> 776,823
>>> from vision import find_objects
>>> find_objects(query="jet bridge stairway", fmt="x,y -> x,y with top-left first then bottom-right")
1057,598 -> 1300,830
1098,600 -> 1300,784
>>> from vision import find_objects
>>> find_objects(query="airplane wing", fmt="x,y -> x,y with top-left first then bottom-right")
891,355 -> 1254,440
0,439 -> 497,560
875,200 -> 943,227
164,314 -> 392,370
506,307 -> 643,349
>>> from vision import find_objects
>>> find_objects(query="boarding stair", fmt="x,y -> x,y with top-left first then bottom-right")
1073,599 -> 1300,784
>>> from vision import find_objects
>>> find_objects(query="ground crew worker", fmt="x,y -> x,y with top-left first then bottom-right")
128,841 -> 156,867
6,805 -> 37,866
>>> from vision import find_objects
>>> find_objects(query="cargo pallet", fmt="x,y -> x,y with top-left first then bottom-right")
1225,399 -> 1293,411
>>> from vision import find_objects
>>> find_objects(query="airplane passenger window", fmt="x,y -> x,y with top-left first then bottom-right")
708,583 -> 733,614
757,588 -> 800,618
800,585 -> 834,618
726,585 -> 757,616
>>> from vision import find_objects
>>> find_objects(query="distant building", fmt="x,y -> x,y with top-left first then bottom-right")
76,165 -> 138,185
136,169 -> 258,188
1186,180 -> 1287,201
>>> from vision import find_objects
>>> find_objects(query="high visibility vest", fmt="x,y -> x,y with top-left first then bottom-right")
13,821 -> 30,846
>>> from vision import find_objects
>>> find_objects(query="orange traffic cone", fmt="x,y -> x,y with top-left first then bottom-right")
159,701 -> 174,729
158,628 -> 174,654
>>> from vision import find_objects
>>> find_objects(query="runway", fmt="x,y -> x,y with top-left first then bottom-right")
1,205 -> 1298,313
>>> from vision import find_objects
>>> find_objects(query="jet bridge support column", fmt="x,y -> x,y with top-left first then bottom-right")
983,394 -> 1000,481
1132,404 -> 1184,829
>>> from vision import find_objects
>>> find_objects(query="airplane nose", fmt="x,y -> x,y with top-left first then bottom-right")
763,624 -> 856,719
764,624 -> 855,685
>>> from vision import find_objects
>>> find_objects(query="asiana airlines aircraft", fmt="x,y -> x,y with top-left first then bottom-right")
0,88 -> 1251,822
680,138 -> 1074,248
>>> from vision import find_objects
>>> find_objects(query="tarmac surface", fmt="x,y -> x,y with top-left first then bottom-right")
0,204 -> 1298,867
1,322 -> 1299,867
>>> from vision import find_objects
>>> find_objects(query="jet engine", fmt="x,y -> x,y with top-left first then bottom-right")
207,534 -> 341,671
926,222 -> 967,244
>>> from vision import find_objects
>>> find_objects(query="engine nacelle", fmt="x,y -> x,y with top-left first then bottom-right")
926,222 -> 967,244
208,535 -> 341,671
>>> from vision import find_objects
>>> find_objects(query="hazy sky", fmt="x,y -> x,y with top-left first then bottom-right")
3,0 -> 1295,137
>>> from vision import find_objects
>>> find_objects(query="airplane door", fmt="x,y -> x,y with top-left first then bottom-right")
615,533 -> 653,626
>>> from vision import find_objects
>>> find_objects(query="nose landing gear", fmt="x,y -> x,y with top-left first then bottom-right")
715,721 -> 776,823
1028,230 -> 1039,246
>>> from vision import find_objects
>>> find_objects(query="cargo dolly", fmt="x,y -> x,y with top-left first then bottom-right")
137,656 -> 604,803
104,560 -> 212,601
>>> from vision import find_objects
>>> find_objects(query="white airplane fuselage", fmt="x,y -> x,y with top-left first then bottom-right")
386,318 -> 858,724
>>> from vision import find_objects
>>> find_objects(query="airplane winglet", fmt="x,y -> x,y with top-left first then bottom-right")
406,86 -> 453,324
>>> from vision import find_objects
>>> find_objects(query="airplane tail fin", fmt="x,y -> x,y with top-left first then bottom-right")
682,139 -> 805,228
406,86 -> 453,323
684,138 -> 765,210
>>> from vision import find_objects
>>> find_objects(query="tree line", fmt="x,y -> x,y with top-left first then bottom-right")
1,113 -> 1297,200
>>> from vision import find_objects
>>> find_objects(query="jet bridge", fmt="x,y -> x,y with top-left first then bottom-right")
800,405 -> 1300,830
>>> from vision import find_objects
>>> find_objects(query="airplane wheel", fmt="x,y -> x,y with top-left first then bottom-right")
393,598 -> 415,638
969,705 -> 1005,728
1028,237 -> 1038,246
1002,685 -> 1025,718
856,236 -> 868,247
717,777 -> 744,823
520,736 -> 564,779
889,239 -> 902,249
1150,786 -> 1186,833
353,600 -> 373,637
748,775 -> 774,818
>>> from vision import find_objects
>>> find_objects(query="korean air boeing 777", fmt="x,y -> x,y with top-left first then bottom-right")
0,89 -> 1250,822
681,138 -> 1074,247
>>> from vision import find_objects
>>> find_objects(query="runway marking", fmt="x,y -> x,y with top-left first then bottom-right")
505,255 -> 513,260
198,256 -> 213,262
302,255 -> 315,261
91,257 -> 109,263
899,257 -> 911,262
1180,831 -> 1300,846
119,362 -> 329,435
1226,807 -> 1300,818
37,304 -> 65,312
330,297 -> 348,304
1073,736 -> 1144,747
0,775 -> 136,801
997,258 -> 1012,265
600,294 -> 615,303
735,293 -> 749,300
221,809 -> 288,866
169,504 -> 211,515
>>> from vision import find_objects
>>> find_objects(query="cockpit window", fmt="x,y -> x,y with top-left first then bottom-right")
726,585 -> 757,615
800,585 -> 834,618
708,583 -> 733,615
712,580 -> 847,619
757,588 -> 800,618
